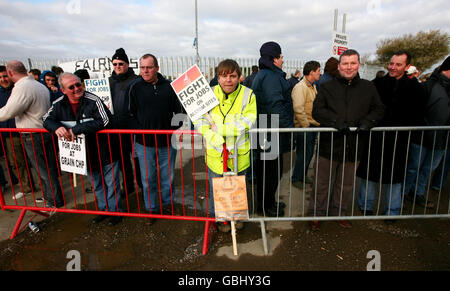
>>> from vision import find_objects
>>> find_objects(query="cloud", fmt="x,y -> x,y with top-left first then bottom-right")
0,0 -> 449,64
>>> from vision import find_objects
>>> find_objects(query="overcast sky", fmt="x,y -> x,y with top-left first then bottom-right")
1,0 -> 449,65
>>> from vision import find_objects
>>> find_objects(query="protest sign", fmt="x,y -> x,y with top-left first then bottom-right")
171,65 -> 219,122
84,78 -> 114,114
58,134 -> 87,176
212,175 -> 249,221
332,31 -> 349,58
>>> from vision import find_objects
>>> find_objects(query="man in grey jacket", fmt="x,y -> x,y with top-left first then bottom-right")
0,60 -> 63,208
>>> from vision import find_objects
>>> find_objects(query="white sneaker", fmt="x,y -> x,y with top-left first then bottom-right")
35,197 -> 45,203
12,192 -> 24,200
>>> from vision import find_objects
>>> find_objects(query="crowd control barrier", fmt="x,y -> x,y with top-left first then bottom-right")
232,126 -> 450,254
0,128 -> 219,254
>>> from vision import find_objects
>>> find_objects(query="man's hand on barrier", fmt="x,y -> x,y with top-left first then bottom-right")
336,123 -> 351,135
55,127 -> 73,141
356,123 -> 370,133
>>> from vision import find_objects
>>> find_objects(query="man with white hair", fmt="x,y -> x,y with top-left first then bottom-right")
0,60 -> 63,208
43,72 -> 123,226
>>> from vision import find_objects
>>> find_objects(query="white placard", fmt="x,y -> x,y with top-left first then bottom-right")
84,78 -> 114,114
332,31 -> 350,58
58,134 -> 87,176
170,65 -> 219,122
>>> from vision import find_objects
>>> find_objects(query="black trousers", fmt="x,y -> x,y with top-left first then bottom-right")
255,150 -> 283,212
119,133 -> 142,193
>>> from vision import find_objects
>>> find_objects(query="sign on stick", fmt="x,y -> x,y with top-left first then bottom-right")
171,65 -> 219,122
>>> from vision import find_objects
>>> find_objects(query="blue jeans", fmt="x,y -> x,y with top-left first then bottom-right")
135,142 -> 177,212
292,131 -> 317,182
358,179 -> 402,216
431,148 -> 450,190
23,133 -> 64,207
404,143 -> 445,197
207,167 -> 247,217
89,160 -> 122,212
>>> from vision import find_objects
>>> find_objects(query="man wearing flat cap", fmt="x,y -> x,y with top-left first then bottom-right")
251,41 -> 294,217
109,48 -> 141,195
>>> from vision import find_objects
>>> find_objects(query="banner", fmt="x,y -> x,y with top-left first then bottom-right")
84,78 -> 114,114
170,65 -> 219,122
58,57 -> 140,78
212,175 -> 249,221
58,134 -> 87,176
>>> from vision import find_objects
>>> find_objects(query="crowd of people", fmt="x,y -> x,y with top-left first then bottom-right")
0,44 -> 449,234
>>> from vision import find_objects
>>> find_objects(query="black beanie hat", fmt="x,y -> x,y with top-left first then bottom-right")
260,41 -> 282,58
439,56 -> 450,72
112,48 -> 129,64
74,69 -> 90,82
258,41 -> 282,70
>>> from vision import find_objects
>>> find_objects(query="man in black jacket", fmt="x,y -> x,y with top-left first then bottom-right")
109,48 -> 141,195
243,65 -> 259,88
127,54 -> 183,216
43,73 -> 123,226
357,51 -> 428,217
311,49 -> 384,230
251,41 -> 294,217
403,56 -> 450,208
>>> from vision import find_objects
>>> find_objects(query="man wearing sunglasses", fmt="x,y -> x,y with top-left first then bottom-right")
43,72 -> 123,225
0,60 -> 64,208
109,48 -> 141,196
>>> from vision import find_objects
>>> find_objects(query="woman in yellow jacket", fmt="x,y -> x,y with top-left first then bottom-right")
194,59 -> 257,232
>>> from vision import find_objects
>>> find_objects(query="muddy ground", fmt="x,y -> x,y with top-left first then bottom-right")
1,152 -> 450,273
1,205 -> 449,272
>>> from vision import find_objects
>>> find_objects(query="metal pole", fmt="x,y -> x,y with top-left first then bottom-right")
333,9 -> 338,31
195,0 -> 200,65
342,13 -> 347,33
27,58 -> 33,70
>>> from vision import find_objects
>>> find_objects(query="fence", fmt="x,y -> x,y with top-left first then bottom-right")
3,126 -> 447,256
233,126 -> 450,254
0,56 -> 384,82
0,128 -> 219,254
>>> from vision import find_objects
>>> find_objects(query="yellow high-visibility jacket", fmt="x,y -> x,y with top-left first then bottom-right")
194,83 -> 257,175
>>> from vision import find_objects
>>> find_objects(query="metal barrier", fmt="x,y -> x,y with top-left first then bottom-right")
0,128 -> 219,254
233,126 -> 450,254
2,126 -> 449,256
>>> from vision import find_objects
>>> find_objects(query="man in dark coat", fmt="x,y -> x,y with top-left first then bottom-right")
243,65 -> 259,88
43,73 -> 123,226
404,56 -> 450,208
311,49 -> 384,230
251,41 -> 294,217
127,54 -> 183,216
287,69 -> 301,89
356,50 -> 427,217
40,70 -> 63,104
109,48 -> 141,194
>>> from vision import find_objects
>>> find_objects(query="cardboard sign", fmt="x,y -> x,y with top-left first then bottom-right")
58,134 -> 87,176
84,79 -> 114,114
212,175 -> 249,221
171,65 -> 219,122
332,32 -> 349,58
